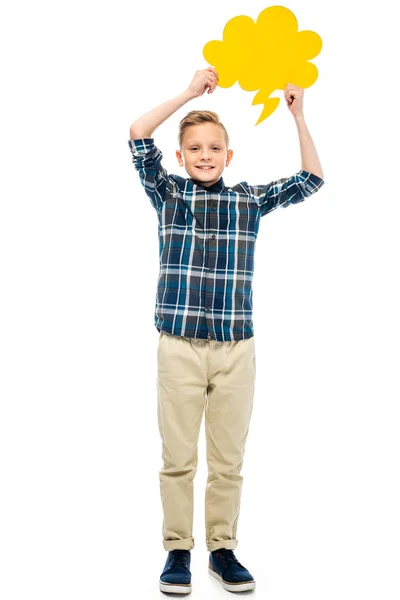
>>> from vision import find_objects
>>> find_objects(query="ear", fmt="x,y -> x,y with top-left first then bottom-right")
226,149 -> 233,166
176,150 -> 184,166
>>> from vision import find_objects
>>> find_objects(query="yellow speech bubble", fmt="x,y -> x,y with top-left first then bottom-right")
203,5 -> 322,125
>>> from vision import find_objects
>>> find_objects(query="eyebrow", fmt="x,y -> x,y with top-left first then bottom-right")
185,140 -> 223,144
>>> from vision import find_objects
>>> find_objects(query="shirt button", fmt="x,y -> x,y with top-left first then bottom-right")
211,234 -> 216,239
212,205 -> 217,210
209,268 -> 214,272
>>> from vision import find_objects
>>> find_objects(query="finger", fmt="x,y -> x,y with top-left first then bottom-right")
205,76 -> 214,90
208,67 -> 219,83
206,74 -> 216,90
288,87 -> 303,96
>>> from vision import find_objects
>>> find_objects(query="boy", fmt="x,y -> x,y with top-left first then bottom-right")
128,67 -> 324,594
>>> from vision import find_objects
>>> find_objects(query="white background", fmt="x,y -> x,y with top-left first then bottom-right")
1,0 -> 399,598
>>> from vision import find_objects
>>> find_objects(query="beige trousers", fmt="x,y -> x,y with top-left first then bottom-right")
156,330 -> 256,552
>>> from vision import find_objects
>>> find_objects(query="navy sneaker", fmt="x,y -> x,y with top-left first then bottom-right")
159,549 -> 192,594
209,548 -> 256,592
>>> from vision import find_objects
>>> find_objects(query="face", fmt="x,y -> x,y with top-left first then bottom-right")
176,123 -> 233,187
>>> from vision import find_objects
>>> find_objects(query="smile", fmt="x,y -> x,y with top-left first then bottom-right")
196,166 -> 214,170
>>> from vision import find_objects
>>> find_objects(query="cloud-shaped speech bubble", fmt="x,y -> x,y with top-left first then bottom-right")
203,5 -> 322,125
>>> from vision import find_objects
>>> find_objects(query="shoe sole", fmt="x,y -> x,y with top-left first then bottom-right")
208,565 -> 256,592
159,580 -> 192,594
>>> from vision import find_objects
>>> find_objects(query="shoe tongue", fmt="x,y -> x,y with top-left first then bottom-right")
218,549 -> 237,562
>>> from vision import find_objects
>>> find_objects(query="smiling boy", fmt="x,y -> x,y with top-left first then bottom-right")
128,67 -> 324,594
176,120 -> 233,187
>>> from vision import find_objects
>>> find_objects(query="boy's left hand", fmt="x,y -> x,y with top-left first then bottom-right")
284,83 -> 304,118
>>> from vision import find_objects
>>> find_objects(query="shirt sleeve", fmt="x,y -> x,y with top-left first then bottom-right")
127,137 -> 177,213
248,169 -> 325,217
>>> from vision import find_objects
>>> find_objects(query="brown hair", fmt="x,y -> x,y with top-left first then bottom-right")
178,110 -> 230,150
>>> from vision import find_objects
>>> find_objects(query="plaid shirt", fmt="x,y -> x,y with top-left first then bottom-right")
128,137 -> 325,341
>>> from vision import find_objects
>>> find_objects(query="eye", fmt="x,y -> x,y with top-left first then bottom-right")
190,146 -> 220,150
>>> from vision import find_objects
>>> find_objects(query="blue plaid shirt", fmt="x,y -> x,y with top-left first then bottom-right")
128,137 -> 325,341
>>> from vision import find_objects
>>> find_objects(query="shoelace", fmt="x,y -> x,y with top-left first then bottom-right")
213,548 -> 244,570
169,550 -> 190,567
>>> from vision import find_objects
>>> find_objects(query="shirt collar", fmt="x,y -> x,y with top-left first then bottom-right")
188,176 -> 225,193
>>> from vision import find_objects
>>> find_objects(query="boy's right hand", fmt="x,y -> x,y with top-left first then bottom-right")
187,67 -> 219,98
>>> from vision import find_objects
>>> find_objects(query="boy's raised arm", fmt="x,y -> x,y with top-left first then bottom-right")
129,68 -> 219,139
128,68 -> 219,213
283,83 -> 324,180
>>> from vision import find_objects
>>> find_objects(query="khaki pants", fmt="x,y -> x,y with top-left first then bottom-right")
156,330 -> 256,552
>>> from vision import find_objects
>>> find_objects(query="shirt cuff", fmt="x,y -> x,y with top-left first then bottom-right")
127,137 -> 155,153
296,169 -> 325,192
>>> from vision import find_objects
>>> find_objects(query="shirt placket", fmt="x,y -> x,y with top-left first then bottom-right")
204,190 -> 218,340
